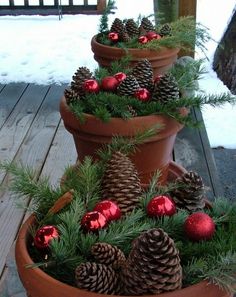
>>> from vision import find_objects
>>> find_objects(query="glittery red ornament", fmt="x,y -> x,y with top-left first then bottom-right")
34,225 -> 59,250
83,79 -> 100,93
146,31 -> 161,41
81,211 -> 107,232
147,195 -> 176,217
184,212 -> 215,242
101,76 -> 119,92
138,35 -> 149,44
114,72 -> 127,83
108,32 -> 119,41
93,200 -> 121,222
134,88 -> 151,102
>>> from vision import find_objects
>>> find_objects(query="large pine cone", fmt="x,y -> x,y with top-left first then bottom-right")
125,19 -> 139,37
121,228 -> 182,295
110,18 -> 126,34
101,151 -> 142,215
171,171 -> 205,212
91,242 -> 126,270
71,66 -> 93,97
159,24 -> 172,36
117,75 -> 140,96
75,262 -> 119,294
152,73 -> 180,103
132,59 -> 154,91
64,88 -> 80,104
139,17 -> 155,33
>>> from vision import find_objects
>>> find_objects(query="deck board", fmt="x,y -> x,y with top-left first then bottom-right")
0,82 -> 224,296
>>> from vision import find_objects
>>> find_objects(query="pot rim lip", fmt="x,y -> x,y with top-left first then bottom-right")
15,213 -> 225,297
91,34 -> 180,53
60,95 -> 188,122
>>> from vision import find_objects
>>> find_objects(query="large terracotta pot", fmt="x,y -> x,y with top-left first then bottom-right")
60,96 -> 187,185
15,163 -> 230,297
91,35 -> 180,76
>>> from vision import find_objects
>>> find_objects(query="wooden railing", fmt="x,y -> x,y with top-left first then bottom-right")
0,0 -> 106,16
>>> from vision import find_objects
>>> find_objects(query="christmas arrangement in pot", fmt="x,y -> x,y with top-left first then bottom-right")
1,138 -> 235,297
60,57 -> 235,185
91,0 -> 211,76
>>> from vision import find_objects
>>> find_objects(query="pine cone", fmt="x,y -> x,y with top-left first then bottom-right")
171,171 -> 205,212
121,228 -> 182,295
75,262 -> 119,294
152,73 -> 180,103
125,19 -> 139,37
117,75 -> 140,96
132,59 -> 154,91
139,17 -> 155,33
64,88 -> 80,104
127,105 -> 137,117
91,242 -> 126,270
159,23 -> 172,36
110,18 -> 126,35
119,30 -> 131,42
101,151 -> 142,214
71,66 -> 93,97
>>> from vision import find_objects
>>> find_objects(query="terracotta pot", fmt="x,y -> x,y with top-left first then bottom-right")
60,96 -> 187,185
91,35 -> 180,76
15,163 -> 230,297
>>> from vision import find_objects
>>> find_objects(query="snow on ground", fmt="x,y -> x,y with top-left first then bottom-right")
0,0 -> 235,148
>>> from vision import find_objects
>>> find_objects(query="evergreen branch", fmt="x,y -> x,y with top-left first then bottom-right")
98,0 -> 117,33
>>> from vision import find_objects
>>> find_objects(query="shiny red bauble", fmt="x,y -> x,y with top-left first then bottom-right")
94,200 -> 121,222
146,31 -> 161,41
81,211 -> 107,232
83,79 -> 100,93
147,195 -> 176,217
101,76 -> 119,92
154,75 -> 163,84
138,35 -> 149,44
108,32 -> 119,41
134,88 -> 151,102
34,225 -> 59,250
184,212 -> 215,242
114,72 -> 127,83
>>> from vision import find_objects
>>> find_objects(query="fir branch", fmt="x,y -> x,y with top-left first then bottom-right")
98,0 -> 117,33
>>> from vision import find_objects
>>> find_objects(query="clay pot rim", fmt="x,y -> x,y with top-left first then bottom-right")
91,34 -> 180,55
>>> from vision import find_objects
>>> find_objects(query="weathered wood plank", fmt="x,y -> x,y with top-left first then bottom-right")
174,108 -> 223,200
0,83 -> 28,129
0,84 -> 65,276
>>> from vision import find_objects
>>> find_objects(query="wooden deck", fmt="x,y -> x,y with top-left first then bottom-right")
0,82 -> 223,296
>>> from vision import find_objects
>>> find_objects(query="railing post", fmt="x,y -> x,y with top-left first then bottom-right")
153,0 -> 179,24
97,0 -> 106,14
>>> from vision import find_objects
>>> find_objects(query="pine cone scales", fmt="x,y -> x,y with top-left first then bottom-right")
152,73 -> 180,103
160,24 -> 172,36
64,88 -> 80,104
121,228 -> 182,295
132,59 -> 154,90
101,151 -> 142,214
71,66 -> 93,97
171,171 -> 205,212
125,19 -> 139,37
110,18 -> 125,34
140,17 -> 155,33
117,75 -> 140,96
91,242 -> 126,270
75,262 -> 119,294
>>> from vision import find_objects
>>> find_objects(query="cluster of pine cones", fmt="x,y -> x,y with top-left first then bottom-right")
73,151 -> 205,295
109,17 -> 172,43
64,58 -> 180,110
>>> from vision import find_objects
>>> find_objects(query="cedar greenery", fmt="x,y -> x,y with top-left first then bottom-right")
1,142 -> 236,293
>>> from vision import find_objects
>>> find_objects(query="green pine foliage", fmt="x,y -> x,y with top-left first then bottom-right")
98,0 -> 117,33
1,154 -> 236,292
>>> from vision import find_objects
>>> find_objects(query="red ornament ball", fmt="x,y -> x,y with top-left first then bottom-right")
154,75 -> 163,84
147,195 -> 176,217
101,76 -> 119,92
81,211 -> 107,232
34,225 -> 59,250
83,79 -> 100,93
134,88 -> 151,102
114,72 -> 127,83
108,32 -> 119,41
138,35 -> 149,44
146,31 -> 161,41
184,212 -> 215,242
94,200 -> 121,222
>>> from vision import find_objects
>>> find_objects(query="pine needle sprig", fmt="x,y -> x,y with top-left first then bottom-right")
0,161 -> 63,216
98,0 -> 117,33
